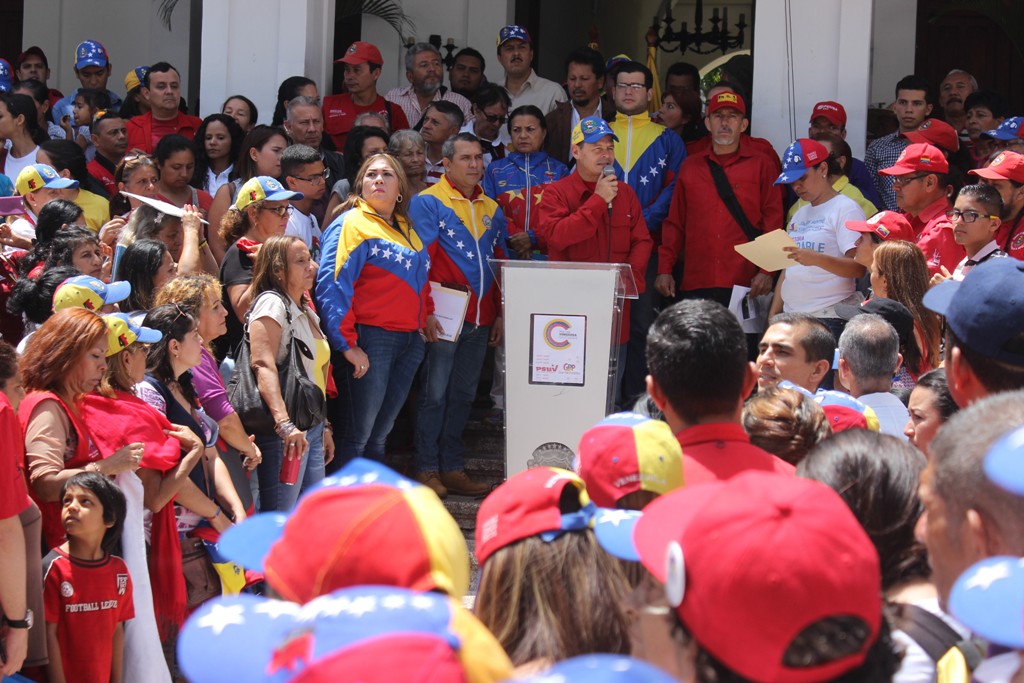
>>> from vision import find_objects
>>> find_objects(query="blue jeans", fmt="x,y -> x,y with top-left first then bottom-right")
414,322 -> 490,473
336,325 -> 425,463
298,421 -> 326,495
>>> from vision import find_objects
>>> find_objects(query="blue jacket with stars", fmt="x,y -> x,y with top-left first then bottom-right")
316,198 -> 432,352
409,174 -> 509,327
610,112 -> 687,234
482,151 -> 569,251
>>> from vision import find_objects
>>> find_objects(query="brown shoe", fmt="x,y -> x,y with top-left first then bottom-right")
414,471 -> 448,498
440,470 -> 491,498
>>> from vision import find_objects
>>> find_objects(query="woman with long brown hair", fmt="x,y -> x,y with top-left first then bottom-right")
870,240 -> 941,384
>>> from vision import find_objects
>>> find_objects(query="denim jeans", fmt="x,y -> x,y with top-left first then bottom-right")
414,322 -> 491,474
336,325 -> 425,463
298,421 -> 326,495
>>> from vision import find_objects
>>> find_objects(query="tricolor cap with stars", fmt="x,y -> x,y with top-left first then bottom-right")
15,163 -> 78,196
572,116 -> 618,146
778,382 -> 881,434
124,65 -> 150,93
949,556 -> 1024,650
497,25 -> 531,48
984,424 -> 1024,496
774,138 -> 830,185
232,175 -> 303,213
177,586 -> 513,683
219,458 -> 470,603
516,654 -> 678,683
474,467 -> 643,566
53,275 -> 131,313
981,116 -> 1024,142
74,39 -> 109,70
0,58 -> 11,93
101,312 -> 162,357
575,413 -> 684,509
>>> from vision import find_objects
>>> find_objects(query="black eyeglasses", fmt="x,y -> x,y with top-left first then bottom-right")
891,174 -> 931,187
480,112 -> 507,125
290,169 -> 331,185
259,205 -> 294,217
946,209 -> 998,223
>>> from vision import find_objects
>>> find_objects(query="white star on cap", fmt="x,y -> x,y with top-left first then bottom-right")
964,563 -> 1012,591
361,471 -> 379,484
197,604 -> 246,635
303,595 -> 350,620
410,594 -> 435,610
597,509 -> 638,526
254,601 -> 301,620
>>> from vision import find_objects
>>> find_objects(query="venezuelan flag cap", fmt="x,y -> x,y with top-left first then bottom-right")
219,458 -> 470,603
576,412 -> 683,508
101,312 -> 161,357
53,275 -> 131,313
949,555 -> 1024,650
16,163 -> 78,196
233,175 -> 303,213
177,586 -> 513,683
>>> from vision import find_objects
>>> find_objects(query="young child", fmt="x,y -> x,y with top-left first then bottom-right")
60,88 -> 112,162
949,183 -> 1007,281
43,472 -> 133,683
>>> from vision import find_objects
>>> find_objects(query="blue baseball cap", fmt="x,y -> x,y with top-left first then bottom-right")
75,40 -> 109,70
572,116 -> 619,146
949,555 -> 1024,649
0,59 -> 11,93
923,258 -> 1024,366
517,655 -> 678,683
981,116 -> 1024,142
497,25 -> 531,47
774,138 -> 830,185
984,425 -> 1024,495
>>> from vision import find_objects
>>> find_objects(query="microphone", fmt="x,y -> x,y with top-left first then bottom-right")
602,165 -> 615,210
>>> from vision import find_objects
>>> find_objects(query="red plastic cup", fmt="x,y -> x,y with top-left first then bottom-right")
280,450 -> 301,485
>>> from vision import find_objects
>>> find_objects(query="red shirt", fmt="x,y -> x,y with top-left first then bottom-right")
997,212 -> 1024,260
659,139 -> 784,291
676,422 -> 795,486
44,548 -> 134,683
538,172 -> 653,344
86,154 -> 118,198
125,111 -> 203,154
0,393 -> 29,519
322,93 -> 411,151
911,196 -> 964,276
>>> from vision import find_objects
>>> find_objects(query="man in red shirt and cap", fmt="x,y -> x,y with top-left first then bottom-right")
879,142 -> 964,276
124,61 -> 201,154
970,150 -> 1024,260
322,41 -> 410,151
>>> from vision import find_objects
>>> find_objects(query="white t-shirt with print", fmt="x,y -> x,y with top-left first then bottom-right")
781,193 -> 865,314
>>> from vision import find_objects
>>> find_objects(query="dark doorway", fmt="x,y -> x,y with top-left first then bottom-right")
1,1 -> 25,68
916,2 -> 1024,113
330,3 -> 365,95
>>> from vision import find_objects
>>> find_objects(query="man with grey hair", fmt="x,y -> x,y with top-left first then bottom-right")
285,96 -> 343,222
836,313 -> 910,439
407,132 -> 508,498
938,68 -> 978,138
917,390 -> 1024,609
386,42 -> 471,129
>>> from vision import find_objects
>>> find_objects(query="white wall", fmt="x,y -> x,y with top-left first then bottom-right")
870,0 -> 918,107
22,0 -> 193,105
200,0 -> 335,122
751,0 -> 873,158
363,0 -> 513,93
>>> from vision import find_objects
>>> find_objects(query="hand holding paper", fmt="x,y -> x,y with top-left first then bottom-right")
734,229 -> 798,272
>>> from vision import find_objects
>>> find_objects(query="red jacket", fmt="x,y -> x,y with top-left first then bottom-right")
997,212 -> 1024,261
126,111 -> 203,154
538,171 -> 653,344
659,139 -> 783,291
322,93 -> 410,151
911,196 -> 964,276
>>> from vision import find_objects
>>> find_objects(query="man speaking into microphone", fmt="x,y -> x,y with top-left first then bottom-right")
538,116 -> 652,407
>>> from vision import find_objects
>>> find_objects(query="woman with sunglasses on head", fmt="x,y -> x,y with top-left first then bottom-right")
324,126 -> 390,221
217,176 -> 302,363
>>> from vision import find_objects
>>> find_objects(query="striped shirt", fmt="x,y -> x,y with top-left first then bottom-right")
384,85 -> 471,129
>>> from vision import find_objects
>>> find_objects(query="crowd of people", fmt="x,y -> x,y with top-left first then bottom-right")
1,26 -> 1024,683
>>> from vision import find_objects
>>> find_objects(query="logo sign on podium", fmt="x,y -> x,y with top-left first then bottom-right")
529,314 -> 586,386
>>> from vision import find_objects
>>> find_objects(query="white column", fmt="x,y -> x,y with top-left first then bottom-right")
199,0 -> 335,121
750,0 -> 873,158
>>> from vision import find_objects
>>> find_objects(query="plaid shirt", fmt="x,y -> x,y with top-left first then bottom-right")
384,85 -> 471,129
864,132 -> 908,211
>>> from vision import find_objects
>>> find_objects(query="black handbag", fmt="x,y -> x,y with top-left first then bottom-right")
227,291 -> 326,434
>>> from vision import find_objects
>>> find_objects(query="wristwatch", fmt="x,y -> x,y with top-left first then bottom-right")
4,609 -> 33,629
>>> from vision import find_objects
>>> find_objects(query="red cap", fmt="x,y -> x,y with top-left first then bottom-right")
16,46 -> 48,70
707,91 -> 745,116
845,210 -> 916,242
903,118 -> 960,154
633,472 -> 882,683
879,142 -> 950,176
263,484 -> 469,604
810,101 -> 846,127
970,150 -> 1024,184
336,41 -> 383,66
475,468 -> 592,566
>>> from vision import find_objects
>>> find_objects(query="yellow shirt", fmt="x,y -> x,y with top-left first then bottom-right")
73,188 -> 110,232
787,176 -> 878,223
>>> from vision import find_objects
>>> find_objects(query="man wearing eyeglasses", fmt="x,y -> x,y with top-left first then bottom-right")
282,144 -> 328,261
945,184 -> 1006,281
609,61 -> 686,404
285,96 -> 344,224
461,84 -> 511,167
879,142 -> 964,276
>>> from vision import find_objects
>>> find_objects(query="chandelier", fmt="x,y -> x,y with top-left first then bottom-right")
648,0 -> 748,54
